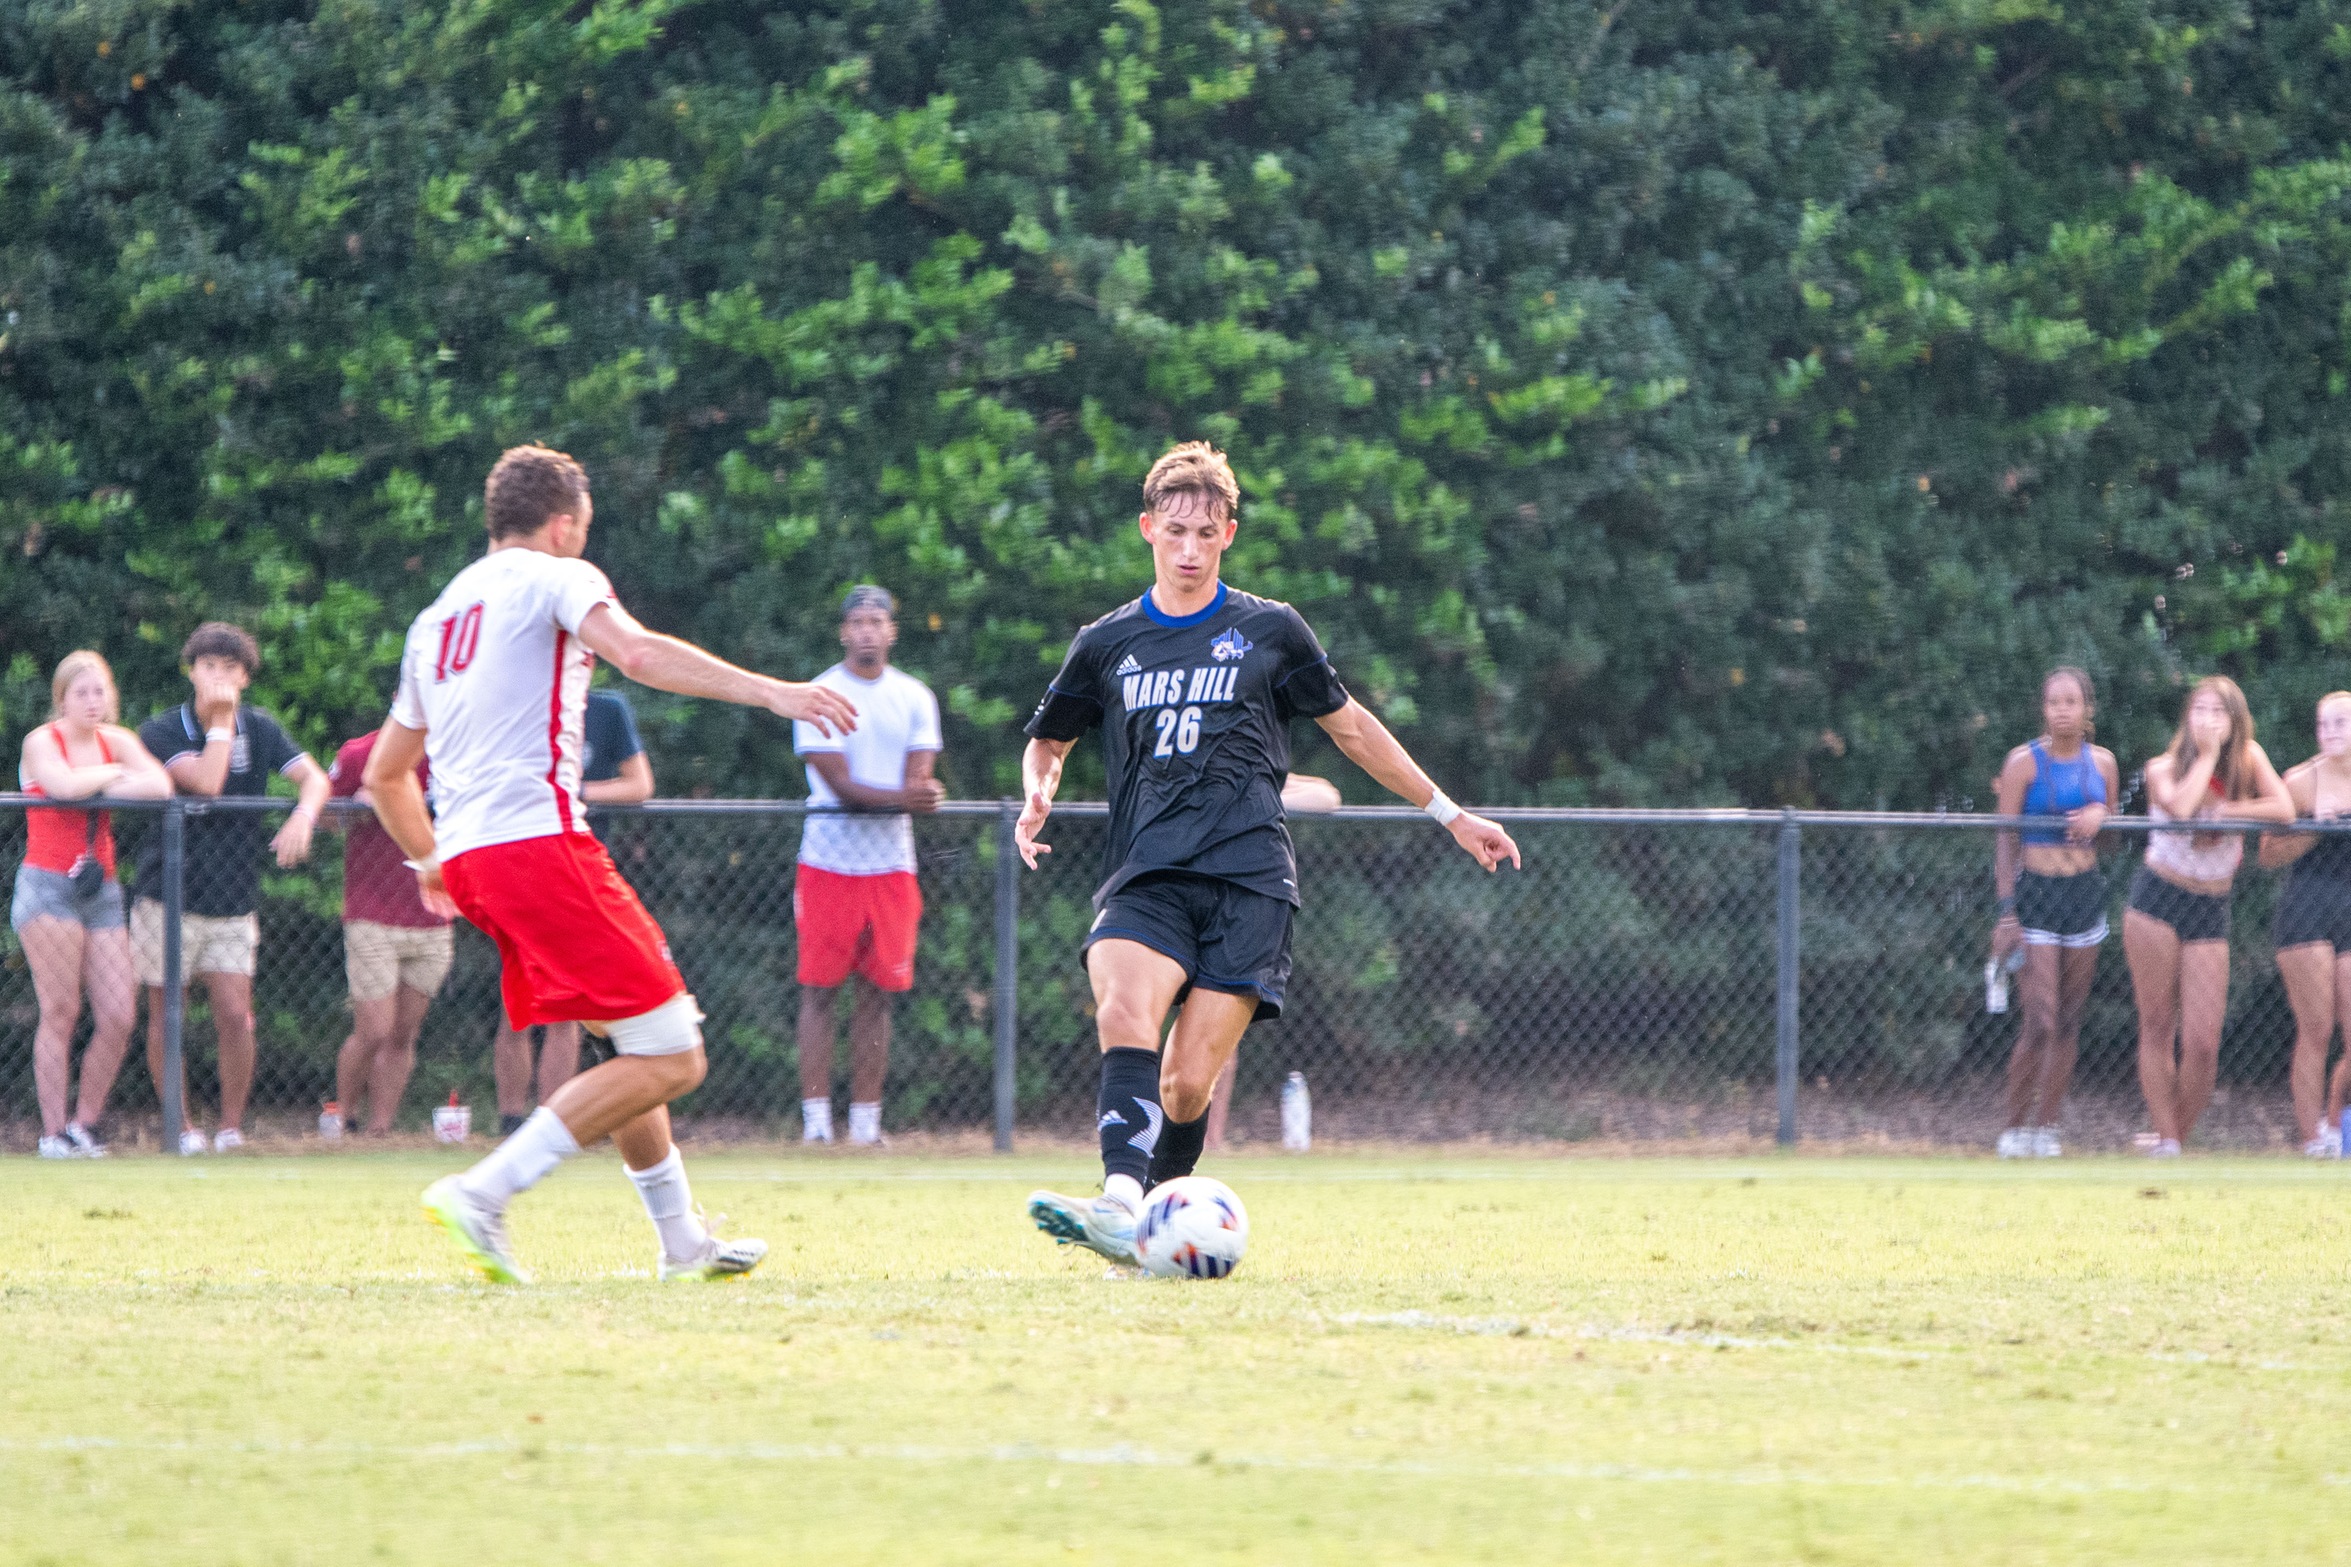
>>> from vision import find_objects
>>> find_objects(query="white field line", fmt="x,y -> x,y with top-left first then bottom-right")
0,1434 -> 2238,1494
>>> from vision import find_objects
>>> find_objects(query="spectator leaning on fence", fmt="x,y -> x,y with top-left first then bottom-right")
326,728 -> 454,1136
2256,692 -> 2351,1156
1988,668 -> 2120,1160
490,683 -> 653,1135
13,652 -> 172,1157
793,585 -> 943,1146
2122,675 -> 2295,1157
131,622 -> 332,1155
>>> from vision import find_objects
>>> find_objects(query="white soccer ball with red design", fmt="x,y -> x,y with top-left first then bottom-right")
1134,1176 -> 1249,1279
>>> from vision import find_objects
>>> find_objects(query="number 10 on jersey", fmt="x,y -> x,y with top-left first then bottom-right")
435,603 -> 484,682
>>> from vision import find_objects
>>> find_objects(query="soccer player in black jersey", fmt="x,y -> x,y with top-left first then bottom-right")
1018,442 -> 1521,1261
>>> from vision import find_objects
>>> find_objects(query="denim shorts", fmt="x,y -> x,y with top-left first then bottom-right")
11,864 -> 127,931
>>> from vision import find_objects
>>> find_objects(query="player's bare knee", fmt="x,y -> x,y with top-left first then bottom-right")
1160,1070 -> 1214,1123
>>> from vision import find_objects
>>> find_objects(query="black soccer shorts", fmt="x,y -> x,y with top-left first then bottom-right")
1082,870 -> 1294,1021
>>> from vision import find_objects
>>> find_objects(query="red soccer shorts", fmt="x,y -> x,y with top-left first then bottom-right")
443,832 -> 685,1028
794,865 -> 922,991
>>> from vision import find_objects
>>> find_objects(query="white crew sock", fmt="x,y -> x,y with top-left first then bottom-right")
802,1098 -> 834,1143
626,1147 -> 710,1262
457,1107 -> 579,1211
1103,1173 -> 1144,1213
848,1101 -> 882,1145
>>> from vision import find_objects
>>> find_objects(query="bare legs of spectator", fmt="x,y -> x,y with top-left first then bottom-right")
144,970 -> 255,1137
797,983 -> 892,1140
1205,1049 -> 1237,1152
494,1021 -> 583,1125
21,917 -> 137,1137
335,984 -> 434,1134
2123,911 -> 2229,1145
1999,944 -> 2096,1132
2275,942 -> 2351,1144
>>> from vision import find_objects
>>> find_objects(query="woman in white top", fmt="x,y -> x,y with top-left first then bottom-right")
2122,676 -> 2294,1155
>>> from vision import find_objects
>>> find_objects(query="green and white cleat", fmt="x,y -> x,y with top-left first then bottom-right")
420,1176 -> 530,1285
1027,1189 -> 1138,1264
659,1233 -> 769,1282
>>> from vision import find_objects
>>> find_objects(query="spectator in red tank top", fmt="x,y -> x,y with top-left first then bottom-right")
12,652 -> 171,1157
326,729 -> 455,1135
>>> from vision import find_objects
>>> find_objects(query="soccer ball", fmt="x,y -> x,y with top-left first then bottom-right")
1134,1176 -> 1249,1279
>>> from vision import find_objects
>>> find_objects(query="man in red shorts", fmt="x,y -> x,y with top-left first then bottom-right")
366,444 -> 856,1283
793,586 -> 944,1145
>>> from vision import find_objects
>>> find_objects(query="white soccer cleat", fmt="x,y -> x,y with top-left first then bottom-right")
64,1123 -> 107,1158
659,1234 -> 769,1282
2031,1127 -> 2062,1158
420,1175 -> 530,1285
1027,1189 -> 1139,1264
178,1129 -> 210,1156
1995,1128 -> 2030,1159
212,1128 -> 245,1153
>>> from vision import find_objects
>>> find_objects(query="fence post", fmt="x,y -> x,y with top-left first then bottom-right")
1774,809 -> 1800,1147
992,801 -> 1020,1152
161,798 -> 188,1155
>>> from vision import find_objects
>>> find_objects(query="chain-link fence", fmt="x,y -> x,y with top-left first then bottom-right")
0,796 -> 2338,1152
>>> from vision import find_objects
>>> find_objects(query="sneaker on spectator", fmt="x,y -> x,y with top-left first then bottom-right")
1995,1128 -> 2030,1159
38,1135 -> 72,1159
63,1123 -> 107,1158
2305,1135 -> 2335,1158
212,1128 -> 245,1153
2148,1137 -> 2182,1159
178,1128 -> 210,1156
2031,1127 -> 2062,1158
2322,1120 -> 2345,1158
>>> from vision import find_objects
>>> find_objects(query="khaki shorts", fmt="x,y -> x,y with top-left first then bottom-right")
131,899 -> 259,986
344,919 -> 455,1003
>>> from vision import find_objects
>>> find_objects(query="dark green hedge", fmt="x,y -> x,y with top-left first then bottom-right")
6,1 -> 2351,804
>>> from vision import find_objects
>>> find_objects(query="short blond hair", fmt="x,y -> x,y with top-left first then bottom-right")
1142,441 -> 1239,522
50,650 -> 119,725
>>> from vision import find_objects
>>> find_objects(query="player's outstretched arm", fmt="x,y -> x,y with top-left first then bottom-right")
577,604 -> 857,736
1313,699 -> 1521,871
1015,737 -> 1074,869
361,718 -> 459,918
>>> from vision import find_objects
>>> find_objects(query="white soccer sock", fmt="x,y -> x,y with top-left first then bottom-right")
848,1101 -> 882,1145
457,1107 -> 579,1211
1103,1173 -> 1144,1213
626,1147 -> 710,1262
802,1098 -> 834,1143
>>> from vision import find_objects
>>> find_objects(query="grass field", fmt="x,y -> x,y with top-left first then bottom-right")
4,1148 -> 2345,1565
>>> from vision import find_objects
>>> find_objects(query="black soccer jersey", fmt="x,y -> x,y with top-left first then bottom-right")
1025,582 -> 1349,908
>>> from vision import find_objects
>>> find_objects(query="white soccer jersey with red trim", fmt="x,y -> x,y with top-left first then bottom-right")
389,547 -> 616,860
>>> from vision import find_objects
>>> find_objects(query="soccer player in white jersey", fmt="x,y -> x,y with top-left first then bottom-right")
1016,442 -> 1520,1261
366,445 -> 857,1284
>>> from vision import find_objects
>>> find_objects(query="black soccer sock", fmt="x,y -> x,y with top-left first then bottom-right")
1147,1113 -> 1208,1188
1097,1046 -> 1164,1191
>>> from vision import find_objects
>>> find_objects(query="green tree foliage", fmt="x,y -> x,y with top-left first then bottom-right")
6,0 -> 2351,804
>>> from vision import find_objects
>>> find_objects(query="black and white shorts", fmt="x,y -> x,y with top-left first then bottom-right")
2016,868 -> 2108,949
1083,871 -> 1294,1021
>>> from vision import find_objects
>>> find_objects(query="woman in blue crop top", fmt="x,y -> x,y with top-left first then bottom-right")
2257,691 -> 2351,1154
1990,668 -> 2120,1158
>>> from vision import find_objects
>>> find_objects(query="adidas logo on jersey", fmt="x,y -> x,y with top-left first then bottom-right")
1115,654 -> 1143,677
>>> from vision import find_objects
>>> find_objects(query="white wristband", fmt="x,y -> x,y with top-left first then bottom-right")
205,727 -> 233,743
1423,788 -> 1462,827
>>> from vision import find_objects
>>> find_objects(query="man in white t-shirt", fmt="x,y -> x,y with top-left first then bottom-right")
793,586 -> 944,1146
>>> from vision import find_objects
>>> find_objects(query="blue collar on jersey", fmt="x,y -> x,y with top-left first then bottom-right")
1142,580 -> 1228,628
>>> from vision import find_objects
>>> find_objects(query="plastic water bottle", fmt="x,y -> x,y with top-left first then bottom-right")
319,1101 -> 343,1140
1280,1072 -> 1311,1152
1983,959 -> 2009,1015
